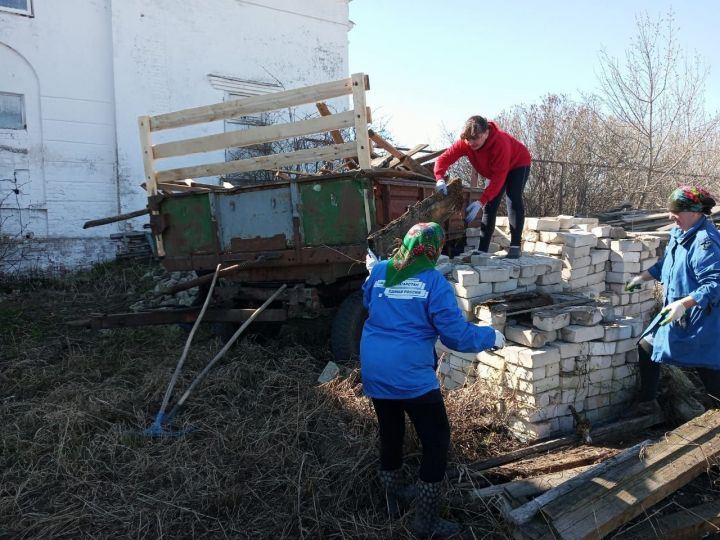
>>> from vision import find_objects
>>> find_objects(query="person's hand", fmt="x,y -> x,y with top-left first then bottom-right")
493,329 -> 506,349
465,201 -> 483,224
660,300 -> 687,326
365,248 -> 379,272
435,179 -> 448,195
625,275 -> 644,292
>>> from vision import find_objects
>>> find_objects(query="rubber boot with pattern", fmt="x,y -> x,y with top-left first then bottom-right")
409,480 -> 462,538
378,468 -> 417,517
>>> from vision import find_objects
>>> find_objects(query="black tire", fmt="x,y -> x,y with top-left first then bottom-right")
330,290 -> 368,364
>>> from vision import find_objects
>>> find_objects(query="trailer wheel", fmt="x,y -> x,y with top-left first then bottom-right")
330,290 -> 368,364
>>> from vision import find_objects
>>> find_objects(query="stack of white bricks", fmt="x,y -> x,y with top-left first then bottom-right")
437,216 -> 663,441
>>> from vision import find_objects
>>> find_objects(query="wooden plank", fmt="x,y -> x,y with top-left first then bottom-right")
83,207 -> 150,229
150,76 -> 360,131
415,148 -> 446,165
472,464 -> 594,499
138,115 -> 165,257
507,440 -> 651,526
155,142 -> 358,182
351,73 -> 372,169
472,413 -> 664,472
367,129 -> 433,177
316,101 -> 357,169
153,110 -> 356,159
549,410 -> 720,540
541,411 -> 715,523
614,499 -> 720,539
388,143 -> 428,168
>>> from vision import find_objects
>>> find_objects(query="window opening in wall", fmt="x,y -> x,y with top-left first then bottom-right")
0,92 -> 25,130
0,0 -> 33,16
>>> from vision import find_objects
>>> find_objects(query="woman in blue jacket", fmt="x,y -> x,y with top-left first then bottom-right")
361,222 -> 504,538
625,186 -> 720,415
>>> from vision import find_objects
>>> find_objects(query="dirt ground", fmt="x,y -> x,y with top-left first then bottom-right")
3,259 -> 718,539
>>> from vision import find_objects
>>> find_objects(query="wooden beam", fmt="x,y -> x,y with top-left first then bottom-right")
138,115 -> 165,257
351,73 -> 372,169
545,410 -> 720,539
367,129 -> 433,177
471,464 -> 594,500
149,76 -> 362,131
471,413 -> 664,472
388,143 -> 428,168
316,101 -> 357,169
613,499 -> 720,539
83,208 -> 150,229
153,110 -> 356,159
506,439 -> 651,526
156,142 -> 359,182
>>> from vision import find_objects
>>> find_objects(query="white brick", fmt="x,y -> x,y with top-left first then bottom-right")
493,279 -> 519,293
526,217 -> 561,232
505,325 -> 547,348
533,310 -> 571,331
611,261 -> 641,273
538,272 -> 562,285
477,266 -> 510,282
452,265 -> 479,286
560,357 -> 575,372
514,375 -> 561,394
615,337 -> 638,354
561,232 -> 599,248
596,238 -> 612,249
602,323 -> 633,341
588,355 -> 612,370
611,239 -> 644,252
590,249 -> 611,265
514,344 -> 562,368
557,341 -> 585,358
610,250 -> 641,263
613,365 -> 634,379
563,245 -> 592,259
589,341 -> 616,355
452,281 -> 494,299
563,255 -> 591,269
568,307 -> 603,326
560,324 -> 605,342
588,367 -> 613,384
591,225 -> 612,237
562,266 -> 591,280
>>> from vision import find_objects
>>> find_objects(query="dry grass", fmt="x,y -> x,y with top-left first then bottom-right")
1,260 -> 516,539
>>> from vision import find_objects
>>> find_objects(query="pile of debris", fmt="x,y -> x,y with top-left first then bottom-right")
434,215 -> 663,441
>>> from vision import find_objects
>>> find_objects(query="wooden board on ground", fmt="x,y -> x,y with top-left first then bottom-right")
512,409 -> 720,540
367,177 -> 464,258
613,499 -> 720,539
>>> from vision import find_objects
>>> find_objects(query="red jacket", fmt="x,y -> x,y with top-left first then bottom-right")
434,122 -> 531,206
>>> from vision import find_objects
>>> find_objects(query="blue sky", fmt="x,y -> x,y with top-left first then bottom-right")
348,1 -> 720,148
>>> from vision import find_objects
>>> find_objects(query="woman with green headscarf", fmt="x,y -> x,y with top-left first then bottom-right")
361,222 -> 504,537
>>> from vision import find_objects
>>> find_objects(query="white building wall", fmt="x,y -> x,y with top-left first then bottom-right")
0,0 -> 350,273
112,0 -> 351,225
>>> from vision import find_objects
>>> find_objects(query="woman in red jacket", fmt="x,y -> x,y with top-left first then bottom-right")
434,116 -> 531,259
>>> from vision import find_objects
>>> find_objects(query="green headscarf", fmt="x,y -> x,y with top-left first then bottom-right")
384,222 -> 445,288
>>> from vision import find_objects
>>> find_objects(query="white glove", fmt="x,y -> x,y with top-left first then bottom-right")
435,179 -> 448,195
465,201 -> 483,224
493,329 -> 506,349
625,275 -> 644,292
660,300 -> 687,326
365,248 -> 379,272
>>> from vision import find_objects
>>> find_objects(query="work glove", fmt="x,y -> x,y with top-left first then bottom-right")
465,201 -> 483,224
659,300 -> 687,326
493,329 -> 506,349
624,275 -> 644,292
435,179 -> 448,195
365,248 -> 379,273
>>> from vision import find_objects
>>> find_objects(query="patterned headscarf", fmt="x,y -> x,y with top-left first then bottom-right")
384,222 -> 445,288
668,185 -> 716,215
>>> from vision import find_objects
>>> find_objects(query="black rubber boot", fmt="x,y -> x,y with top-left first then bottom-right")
409,480 -> 462,538
506,245 -> 521,259
378,468 -> 418,517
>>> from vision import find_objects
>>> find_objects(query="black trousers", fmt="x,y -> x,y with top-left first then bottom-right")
479,165 -> 530,252
371,390 -> 449,483
638,338 -> 720,403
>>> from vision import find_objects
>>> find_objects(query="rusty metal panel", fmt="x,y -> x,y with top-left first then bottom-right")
299,177 -> 373,246
213,188 -> 294,251
160,193 -> 218,256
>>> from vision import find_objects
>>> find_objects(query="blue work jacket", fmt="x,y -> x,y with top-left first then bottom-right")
360,261 -> 496,399
646,216 -> 720,368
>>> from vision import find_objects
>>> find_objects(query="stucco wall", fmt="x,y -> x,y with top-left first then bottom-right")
0,0 -> 350,272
